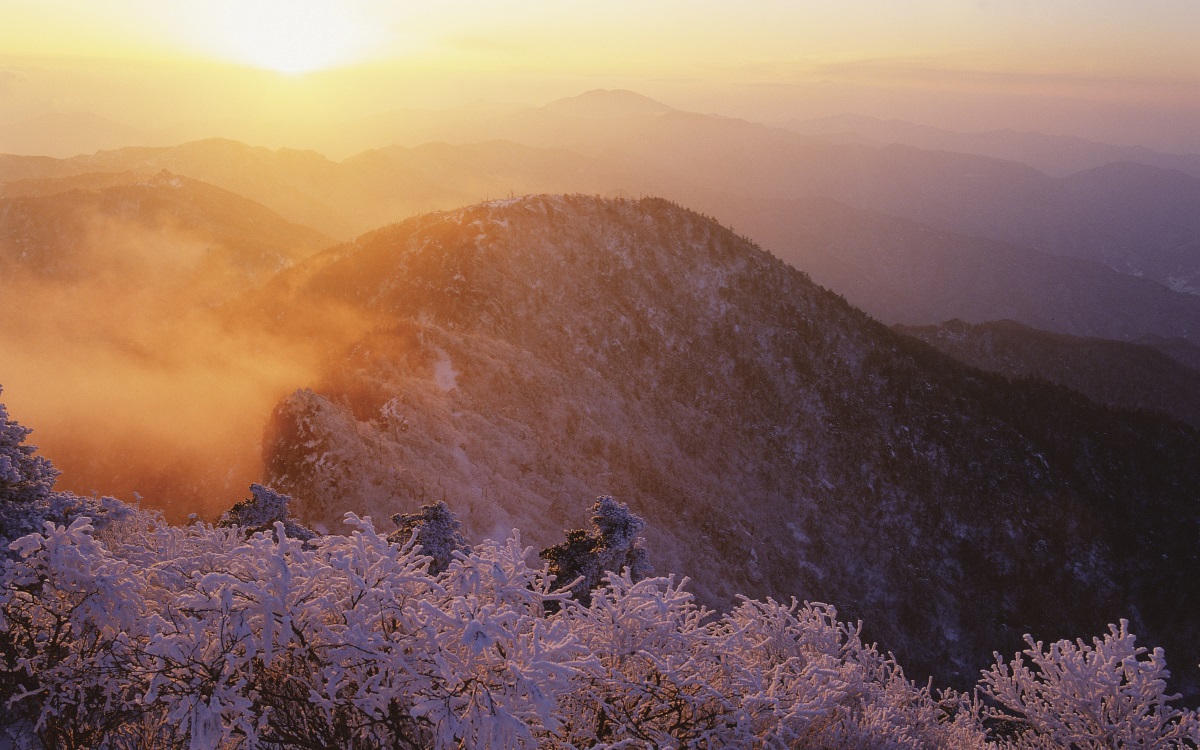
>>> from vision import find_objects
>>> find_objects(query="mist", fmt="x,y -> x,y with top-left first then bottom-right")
0,208 -> 325,521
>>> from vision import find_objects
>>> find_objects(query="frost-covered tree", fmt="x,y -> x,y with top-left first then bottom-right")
981,620 -> 1200,749
14,504 -> 1197,750
0,386 -> 59,506
217,483 -> 316,544
0,388 -> 130,551
541,496 -> 651,606
389,500 -> 471,575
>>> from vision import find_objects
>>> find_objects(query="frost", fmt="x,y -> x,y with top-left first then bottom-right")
1,496 -> 1195,749
432,349 -> 459,391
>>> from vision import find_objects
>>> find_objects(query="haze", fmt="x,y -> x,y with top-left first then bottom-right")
3,1 -> 1200,156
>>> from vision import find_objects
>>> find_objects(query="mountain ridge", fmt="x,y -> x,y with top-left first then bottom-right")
255,194 -> 1200,697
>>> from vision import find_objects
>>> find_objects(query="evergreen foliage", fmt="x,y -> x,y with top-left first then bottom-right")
0,386 -> 58,506
217,483 -> 317,545
388,500 -> 472,575
540,496 -> 651,606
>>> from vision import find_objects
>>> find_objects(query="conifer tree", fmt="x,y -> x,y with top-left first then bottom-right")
541,496 -> 651,606
389,500 -> 471,575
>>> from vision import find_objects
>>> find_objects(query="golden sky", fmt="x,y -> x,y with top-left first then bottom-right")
2,1 -> 1199,151
6,1 -> 1199,76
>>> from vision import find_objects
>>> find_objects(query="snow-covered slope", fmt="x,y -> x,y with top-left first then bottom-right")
258,195 -> 1200,695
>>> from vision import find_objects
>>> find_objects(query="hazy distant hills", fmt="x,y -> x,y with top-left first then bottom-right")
0,137 -> 640,240
257,195 -> 1200,696
703,195 -> 1200,351
1138,335 -> 1200,373
6,107 -> 1200,355
896,319 -> 1200,429
0,169 -> 332,298
11,89 -> 1200,298
493,91 -> 1200,296
780,113 -> 1200,180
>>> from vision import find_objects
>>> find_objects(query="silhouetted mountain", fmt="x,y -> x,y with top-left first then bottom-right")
257,195 -> 1200,698
780,113 -> 1200,180
896,319 -> 1200,429
543,88 -> 676,117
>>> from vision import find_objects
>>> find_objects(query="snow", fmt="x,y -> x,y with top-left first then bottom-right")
433,350 -> 460,391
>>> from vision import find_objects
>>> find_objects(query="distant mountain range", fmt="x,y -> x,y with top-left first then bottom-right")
780,112 -> 1200,180
897,319 -> 1200,429
254,195 -> 1200,698
6,103 -> 1200,354
0,169 -> 331,297
704,195 -> 1200,353
7,90 -> 1200,298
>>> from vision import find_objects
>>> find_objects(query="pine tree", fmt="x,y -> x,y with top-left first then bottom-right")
217,483 -> 317,543
0,386 -> 59,506
541,496 -> 651,606
389,500 -> 471,575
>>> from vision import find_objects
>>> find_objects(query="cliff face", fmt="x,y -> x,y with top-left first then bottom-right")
260,195 -> 1200,695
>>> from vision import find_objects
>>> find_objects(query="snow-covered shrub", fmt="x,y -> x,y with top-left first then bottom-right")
981,619 -> 1200,749
715,597 -> 989,749
0,486 -> 1192,750
389,500 -> 471,575
555,571 -> 732,746
0,518 -> 154,749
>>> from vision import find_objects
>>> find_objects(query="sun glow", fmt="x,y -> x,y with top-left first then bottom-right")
184,0 -> 394,74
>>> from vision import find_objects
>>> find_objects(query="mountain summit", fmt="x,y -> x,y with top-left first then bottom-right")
261,195 -> 1200,694
542,89 -> 676,117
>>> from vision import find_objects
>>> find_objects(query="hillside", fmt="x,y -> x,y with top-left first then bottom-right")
255,195 -> 1200,696
0,169 -> 333,295
897,319 -> 1200,429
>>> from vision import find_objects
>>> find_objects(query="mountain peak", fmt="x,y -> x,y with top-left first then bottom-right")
543,89 -> 675,117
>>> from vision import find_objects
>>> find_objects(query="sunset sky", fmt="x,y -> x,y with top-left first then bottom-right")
2,1 -> 1199,152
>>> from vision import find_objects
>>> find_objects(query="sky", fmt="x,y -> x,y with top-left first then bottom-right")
1,0 -> 1199,152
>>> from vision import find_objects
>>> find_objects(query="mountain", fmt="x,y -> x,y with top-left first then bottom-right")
779,113 -> 1200,180
7,91 -> 1200,319
317,95 -> 1200,296
1136,335 -> 1200,372
542,88 -> 676,118
0,138 -> 643,240
256,195 -> 1200,697
699,195 -> 1200,347
896,319 -> 1200,429
0,169 -> 333,297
